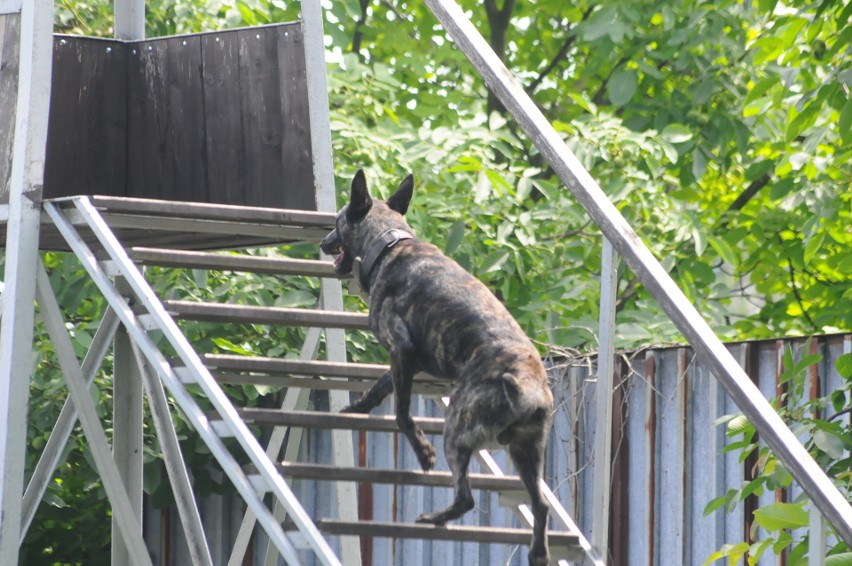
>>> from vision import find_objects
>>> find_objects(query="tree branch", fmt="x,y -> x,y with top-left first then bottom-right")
726,174 -> 771,214
351,0 -> 371,55
484,0 -> 517,115
527,6 -> 595,94
785,251 -> 818,331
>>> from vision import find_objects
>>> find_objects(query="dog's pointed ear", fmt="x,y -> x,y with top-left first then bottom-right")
347,170 -> 373,221
387,174 -> 414,215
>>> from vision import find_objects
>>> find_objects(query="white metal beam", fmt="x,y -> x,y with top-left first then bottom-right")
129,341 -> 214,566
302,2 -> 361,563
0,1 -> 52,562
21,308 -> 120,538
114,0 -> 144,40
112,279 -> 145,566
34,262 -> 153,566
422,0 -> 852,545
591,240 -> 617,562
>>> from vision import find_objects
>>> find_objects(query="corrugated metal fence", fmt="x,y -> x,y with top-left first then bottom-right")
144,334 -> 850,565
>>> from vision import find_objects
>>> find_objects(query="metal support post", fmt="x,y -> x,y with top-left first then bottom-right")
34,262 -> 153,566
21,308 -> 121,537
422,0 -> 852,544
0,1 -> 52,562
591,240 -> 617,563
114,0 -> 144,40
302,2 -> 360,563
229,326 -> 321,566
129,342 -> 214,566
113,280 -> 145,566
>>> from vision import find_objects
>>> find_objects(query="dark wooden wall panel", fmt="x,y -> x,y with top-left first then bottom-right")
126,37 -> 207,201
0,14 -> 22,204
44,37 -> 127,199
276,25 -> 316,211
238,27 -> 287,208
34,22 -> 316,209
202,31 -> 245,205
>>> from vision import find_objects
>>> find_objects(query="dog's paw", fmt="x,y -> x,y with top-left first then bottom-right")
416,441 -> 437,472
340,401 -> 370,414
415,511 -> 447,526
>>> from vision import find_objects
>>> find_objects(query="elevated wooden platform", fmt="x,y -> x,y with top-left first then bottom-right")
0,195 -> 335,251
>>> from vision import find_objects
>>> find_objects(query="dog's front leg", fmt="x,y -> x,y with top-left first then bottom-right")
340,370 -> 393,413
386,317 -> 437,472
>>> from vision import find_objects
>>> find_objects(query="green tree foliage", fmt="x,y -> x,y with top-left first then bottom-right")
16,0 -> 851,562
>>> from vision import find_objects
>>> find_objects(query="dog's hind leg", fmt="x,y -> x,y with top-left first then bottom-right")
507,421 -> 551,566
341,369 -> 393,414
416,425 -> 474,525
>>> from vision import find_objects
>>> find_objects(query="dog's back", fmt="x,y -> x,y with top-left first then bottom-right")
369,238 -> 553,438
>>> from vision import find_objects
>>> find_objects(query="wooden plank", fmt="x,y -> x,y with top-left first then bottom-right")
0,13 -> 21,204
275,23 -> 315,211
310,520 -> 580,548
211,371 -> 450,396
44,36 -> 127,199
126,36 -> 207,202
164,300 -> 371,330
238,26 -> 286,208
165,35 -> 207,203
126,39 -> 167,200
86,195 -> 335,227
203,354 -> 388,379
200,30 -> 244,205
61,208 -> 330,242
262,462 -> 525,492
235,408 -> 445,434
129,247 -> 339,277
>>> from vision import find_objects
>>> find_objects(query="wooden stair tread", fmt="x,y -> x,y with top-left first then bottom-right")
203,355 -> 388,378
254,462 -> 525,491
163,300 -> 370,330
131,247 -> 340,278
309,519 -> 581,548
86,195 -> 335,228
235,408 -> 445,434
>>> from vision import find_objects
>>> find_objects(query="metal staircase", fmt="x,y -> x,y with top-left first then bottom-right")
33,194 -> 592,565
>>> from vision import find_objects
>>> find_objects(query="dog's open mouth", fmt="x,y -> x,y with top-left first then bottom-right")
329,245 -> 352,276
332,247 -> 344,268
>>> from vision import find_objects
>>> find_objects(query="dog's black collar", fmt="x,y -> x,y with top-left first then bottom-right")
358,228 -> 414,291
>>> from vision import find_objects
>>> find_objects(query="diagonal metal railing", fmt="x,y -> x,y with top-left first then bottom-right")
423,0 -> 852,550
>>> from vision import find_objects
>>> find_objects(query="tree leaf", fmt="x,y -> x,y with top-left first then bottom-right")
607,69 -> 637,107
660,123 -> 693,144
813,429 -> 846,460
444,220 -> 465,255
708,237 -> 738,266
753,502 -> 809,532
840,97 -> 852,146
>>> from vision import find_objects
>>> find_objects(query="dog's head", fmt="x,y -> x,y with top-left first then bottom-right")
320,170 -> 414,277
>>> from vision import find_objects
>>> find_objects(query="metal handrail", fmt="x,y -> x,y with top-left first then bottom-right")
423,0 -> 852,550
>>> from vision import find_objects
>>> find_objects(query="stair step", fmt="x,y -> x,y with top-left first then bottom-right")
205,355 -> 388,379
235,408 -> 445,434
130,247 -> 340,278
263,462 -> 525,492
310,519 -> 581,550
88,196 -> 335,229
163,300 -> 370,330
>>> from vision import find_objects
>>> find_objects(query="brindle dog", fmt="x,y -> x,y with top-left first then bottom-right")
320,170 -> 554,566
